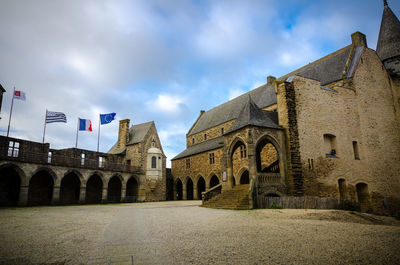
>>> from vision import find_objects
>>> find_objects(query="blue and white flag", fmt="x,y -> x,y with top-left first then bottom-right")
46,111 -> 67,123
100,113 -> 116,125
79,118 -> 92,131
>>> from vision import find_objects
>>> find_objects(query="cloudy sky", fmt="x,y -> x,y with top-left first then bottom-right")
0,0 -> 399,167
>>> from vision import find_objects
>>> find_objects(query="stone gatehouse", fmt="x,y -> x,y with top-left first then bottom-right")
0,119 -> 166,206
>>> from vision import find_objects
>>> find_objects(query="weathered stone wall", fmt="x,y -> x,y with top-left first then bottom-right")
292,49 -> 400,215
171,147 -> 223,191
187,120 -> 235,147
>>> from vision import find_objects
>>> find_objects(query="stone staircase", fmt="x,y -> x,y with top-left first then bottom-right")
202,184 -> 250,210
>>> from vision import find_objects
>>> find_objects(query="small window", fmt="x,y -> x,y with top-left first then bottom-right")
81,153 -> 85,166
151,156 -> 157,168
353,141 -> 360,160
240,145 -> 247,158
192,138 -> 195,144
307,158 -> 314,170
48,152 -> 52,163
186,158 -> 190,169
209,153 -> 215,164
127,160 -> 131,166
323,134 -> 337,157
99,156 -> 104,167
7,141 -> 19,157
221,128 -> 224,135
204,134 -> 207,140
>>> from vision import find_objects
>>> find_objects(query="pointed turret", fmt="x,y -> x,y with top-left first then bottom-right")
376,0 -> 400,76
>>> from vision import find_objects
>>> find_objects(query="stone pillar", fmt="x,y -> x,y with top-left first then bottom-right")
102,188 -> 108,203
206,181 -> 210,190
52,186 -> 60,205
18,185 -> 29,206
183,185 -> 187,200
193,186 -> 198,200
121,188 -> 126,202
79,186 -> 86,204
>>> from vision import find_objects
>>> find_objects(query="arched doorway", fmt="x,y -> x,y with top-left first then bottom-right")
107,176 -> 122,203
60,172 -> 81,204
197,177 -> 206,200
210,175 -> 219,188
256,138 -> 279,173
240,170 -> 249,184
126,177 -> 139,202
28,170 -> 54,205
0,165 -> 21,206
186,178 -> 193,200
176,179 -> 183,200
230,140 -> 247,184
86,174 -> 103,204
338,179 -> 347,201
356,183 -> 370,211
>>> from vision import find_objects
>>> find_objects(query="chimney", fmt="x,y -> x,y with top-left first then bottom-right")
351,31 -> 368,48
200,110 -> 205,115
267,76 -> 276,85
118,119 -> 130,148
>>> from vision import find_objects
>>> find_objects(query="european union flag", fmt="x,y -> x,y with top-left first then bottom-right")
100,113 -> 116,125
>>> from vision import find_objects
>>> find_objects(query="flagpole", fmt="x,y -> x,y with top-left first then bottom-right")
42,110 -> 48,143
6,87 -> 15,137
75,118 -> 79,149
97,114 -> 101,152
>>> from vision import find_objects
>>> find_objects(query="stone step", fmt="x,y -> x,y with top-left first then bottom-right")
202,184 -> 250,210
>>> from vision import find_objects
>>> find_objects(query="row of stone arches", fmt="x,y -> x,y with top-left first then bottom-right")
0,163 -> 140,206
175,175 -> 220,200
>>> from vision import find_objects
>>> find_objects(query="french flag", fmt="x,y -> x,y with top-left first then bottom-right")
79,118 -> 92,132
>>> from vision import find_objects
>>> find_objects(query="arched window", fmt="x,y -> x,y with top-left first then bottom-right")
151,156 -> 157,168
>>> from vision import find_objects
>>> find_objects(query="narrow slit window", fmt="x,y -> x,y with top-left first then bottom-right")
353,141 -> 360,160
81,153 -> 85,166
209,153 -> 215,164
48,152 -> 52,163
186,158 -> 190,169
221,128 -> 224,135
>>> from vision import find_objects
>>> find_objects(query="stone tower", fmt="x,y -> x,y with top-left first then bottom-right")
376,0 -> 400,77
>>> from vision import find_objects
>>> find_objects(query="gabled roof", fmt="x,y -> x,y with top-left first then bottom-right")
187,84 -> 276,136
172,136 -> 224,160
278,45 -> 354,85
108,121 -> 153,154
376,2 -> 400,61
225,96 -> 280,134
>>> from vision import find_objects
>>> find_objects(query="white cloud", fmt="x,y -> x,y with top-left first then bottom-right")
228,88 -> 246,100
147,94 -> 184,113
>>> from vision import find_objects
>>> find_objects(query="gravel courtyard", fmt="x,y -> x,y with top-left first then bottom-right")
0,201 -> 399,265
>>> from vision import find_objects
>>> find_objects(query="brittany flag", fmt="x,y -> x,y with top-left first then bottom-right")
79,118 -> 92,131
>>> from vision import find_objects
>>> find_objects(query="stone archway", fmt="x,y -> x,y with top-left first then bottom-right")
28,170 -> 55,205
126,177 -> 139,202
0,165 -> 22,206
86,174 -> 103,204
229,138 -> 248,184
107,175 -> 122,203
256,138 -> 279,173
60,172 -> 81,204
210,175 -> 219,188
240,170 -> 249,184
197,176 -> 206,200
176,179 -> 183,200
186,178 -> 193,200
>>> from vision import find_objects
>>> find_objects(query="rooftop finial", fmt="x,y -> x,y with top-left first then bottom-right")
384,0 -> 388,7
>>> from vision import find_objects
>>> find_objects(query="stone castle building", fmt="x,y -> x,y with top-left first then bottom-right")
0,119 -> 166,206
171,2 -> 400,215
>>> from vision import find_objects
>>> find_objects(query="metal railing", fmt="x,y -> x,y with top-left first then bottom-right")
0,148 -> 142,174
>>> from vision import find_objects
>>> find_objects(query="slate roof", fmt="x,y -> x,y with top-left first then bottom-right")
225,96 -> 280,134
278,45 -> 353,85
108,121 -> 153,154
172,136 -> 225,160
376,3 -> 400,61
188,84 -> 276,136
